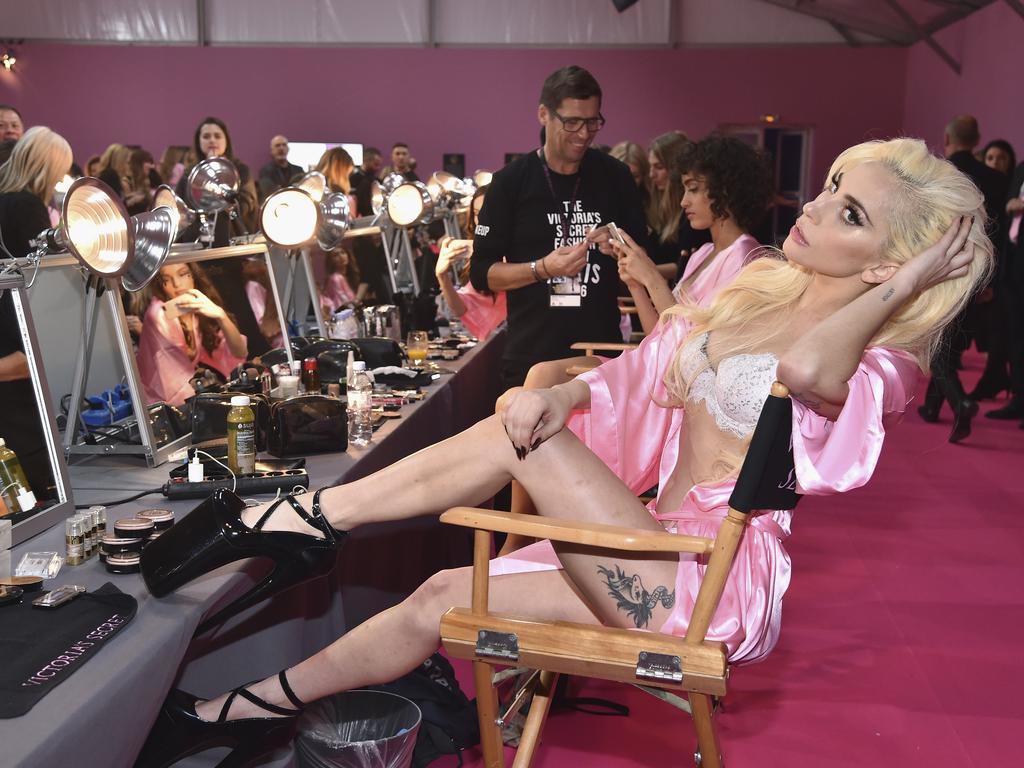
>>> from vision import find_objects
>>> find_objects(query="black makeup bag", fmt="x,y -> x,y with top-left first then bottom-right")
190,391 -> 272,450
267,394 -> 347,457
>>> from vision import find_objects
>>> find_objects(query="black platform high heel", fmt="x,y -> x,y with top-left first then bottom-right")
134,669 -> 306,768
141,487 -> 343,633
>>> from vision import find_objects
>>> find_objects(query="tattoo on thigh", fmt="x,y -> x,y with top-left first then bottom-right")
596,564 -> 675,629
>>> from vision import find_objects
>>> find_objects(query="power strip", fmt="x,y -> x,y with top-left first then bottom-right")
162,469 -> 310,500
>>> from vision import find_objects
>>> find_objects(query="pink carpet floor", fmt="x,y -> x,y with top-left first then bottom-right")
444,350 -> 1024,767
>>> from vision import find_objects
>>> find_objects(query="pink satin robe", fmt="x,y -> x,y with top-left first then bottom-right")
456,284 -> 506,341
321,273 -> 357,312
244,282 -> 284,349
137,297 -> 247,406
491,316 -> 920,664
673,234 -> 760,307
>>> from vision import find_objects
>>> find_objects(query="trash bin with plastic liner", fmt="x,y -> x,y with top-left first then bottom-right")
295,689 -> 422,768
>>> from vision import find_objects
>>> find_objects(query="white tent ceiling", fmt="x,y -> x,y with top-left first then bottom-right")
0,0 -> 1007,48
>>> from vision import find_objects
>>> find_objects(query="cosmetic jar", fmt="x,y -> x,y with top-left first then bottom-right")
113,517 -> 155,541
0,575 -> 43,593
105,554 -> 141,575
139,509 -> 175,534
99,535 -> 144,563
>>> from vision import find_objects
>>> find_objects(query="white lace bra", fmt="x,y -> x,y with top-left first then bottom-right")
678,332 -> 779,438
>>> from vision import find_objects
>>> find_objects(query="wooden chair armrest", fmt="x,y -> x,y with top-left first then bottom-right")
569,342 -> 638,356
441,507 -> 713,555
565,364 -> 597,376
619,306 -> 638,315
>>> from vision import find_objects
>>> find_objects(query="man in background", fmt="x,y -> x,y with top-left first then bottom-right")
257,134 -> 302,201
383,142 -> 419,182
919,115 -> 1008,442
0,105 -> 24,142
350,146 -> 383,217
470,64 -> 647,389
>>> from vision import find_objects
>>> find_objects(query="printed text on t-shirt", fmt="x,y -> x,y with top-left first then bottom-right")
549,201 -> 602,247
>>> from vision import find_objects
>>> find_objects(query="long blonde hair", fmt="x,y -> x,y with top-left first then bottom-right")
646,132 -> 688,244
610,141 -> 649,187
666,138 -> 994,398
0,126 -> 73,202
97,143 -> 129,176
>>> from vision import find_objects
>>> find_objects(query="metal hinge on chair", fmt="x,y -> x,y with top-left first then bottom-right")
636,651 -> 683,683
476,630 -> 520,661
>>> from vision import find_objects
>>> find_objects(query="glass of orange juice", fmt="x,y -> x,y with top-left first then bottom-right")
406,331 -> 429,369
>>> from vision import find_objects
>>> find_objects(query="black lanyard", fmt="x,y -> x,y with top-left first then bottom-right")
538,149 -> 581,245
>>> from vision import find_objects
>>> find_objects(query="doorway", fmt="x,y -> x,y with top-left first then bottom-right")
718,124 -> 813,246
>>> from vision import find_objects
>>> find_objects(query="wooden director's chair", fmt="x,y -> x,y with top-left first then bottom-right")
566,298 -> 645,376
440,382 -> 801,768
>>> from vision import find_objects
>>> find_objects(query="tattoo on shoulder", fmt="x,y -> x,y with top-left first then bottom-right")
596,564 -> 675,629
881,287 -> 895,302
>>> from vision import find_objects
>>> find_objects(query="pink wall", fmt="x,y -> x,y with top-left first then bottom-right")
902,2 -> 1023,158
0,43 -> 907,186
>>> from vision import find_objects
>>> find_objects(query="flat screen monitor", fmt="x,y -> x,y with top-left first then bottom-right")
288,142 -> 364,172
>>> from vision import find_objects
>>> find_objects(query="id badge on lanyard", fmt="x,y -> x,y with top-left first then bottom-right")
540,151 -> 585,308
549,274 -> 583,307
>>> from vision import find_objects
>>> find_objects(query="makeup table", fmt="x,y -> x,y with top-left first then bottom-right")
0,331 -> 505,768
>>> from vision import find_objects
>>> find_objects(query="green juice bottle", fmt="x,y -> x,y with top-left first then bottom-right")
226,396 -> 256,476
0,438 -> 33,514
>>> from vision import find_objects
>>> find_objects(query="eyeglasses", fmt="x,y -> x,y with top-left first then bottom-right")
552,111 -> 606,134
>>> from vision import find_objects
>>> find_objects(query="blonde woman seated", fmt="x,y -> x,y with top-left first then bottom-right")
137,262 -> 248,406
137,139 -> 991,768
434,185 -> 507,341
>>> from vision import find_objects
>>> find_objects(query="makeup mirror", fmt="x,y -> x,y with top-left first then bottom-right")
0,272 -> 75,545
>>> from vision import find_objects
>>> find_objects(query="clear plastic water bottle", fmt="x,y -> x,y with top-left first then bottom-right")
348,361 -> 373,448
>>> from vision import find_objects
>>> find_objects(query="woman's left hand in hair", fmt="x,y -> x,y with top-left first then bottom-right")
897,215 -> 975,292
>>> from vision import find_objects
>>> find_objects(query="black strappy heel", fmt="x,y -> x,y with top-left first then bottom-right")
134,670 -> 306,768
140,487 -> 343,633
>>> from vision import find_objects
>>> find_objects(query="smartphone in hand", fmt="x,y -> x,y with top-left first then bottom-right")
607,222 -> 627,248
162,294 -> 193,321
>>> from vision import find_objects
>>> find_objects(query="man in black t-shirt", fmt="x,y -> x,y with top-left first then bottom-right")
349,147 -> 383,217
470,65 -> 647,388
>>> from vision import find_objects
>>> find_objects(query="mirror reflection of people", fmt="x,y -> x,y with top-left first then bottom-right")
174,116 -> 270,356
242,259 -> 284,349
311,148 -> 369,314
319,249 -> 365,317
434,185 -> 506,340
0,126 -> 71,498
136,262 -> 247,406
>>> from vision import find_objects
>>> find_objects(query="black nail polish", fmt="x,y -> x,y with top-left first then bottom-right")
531,439 -> 541,452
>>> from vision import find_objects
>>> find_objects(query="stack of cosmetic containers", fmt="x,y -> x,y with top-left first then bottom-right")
96,508 -> 175,575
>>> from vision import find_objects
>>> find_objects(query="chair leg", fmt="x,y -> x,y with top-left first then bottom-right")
690,692 -> 723,768
512,670 -> 558,768
474,659 -> 505,768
